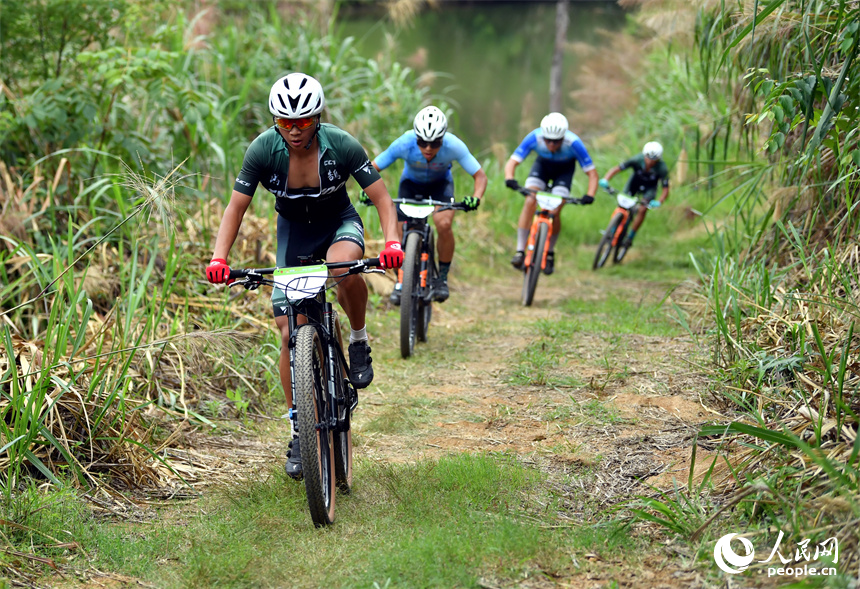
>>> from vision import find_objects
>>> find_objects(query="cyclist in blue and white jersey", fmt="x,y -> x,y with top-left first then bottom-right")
371,106 -> 488,304
504,112 -> 598,274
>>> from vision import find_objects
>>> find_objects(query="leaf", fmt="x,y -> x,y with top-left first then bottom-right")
773,105 -> 784,123
852,150 -> 860,167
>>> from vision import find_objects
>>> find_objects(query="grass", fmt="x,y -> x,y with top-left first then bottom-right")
29,453 -> 633,589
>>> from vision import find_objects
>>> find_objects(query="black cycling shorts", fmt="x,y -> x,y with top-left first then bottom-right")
524,158 -> 576,197
396,177 -> 455,222
272,205 -> 364,316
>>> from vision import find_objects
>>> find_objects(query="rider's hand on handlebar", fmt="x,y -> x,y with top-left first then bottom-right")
649,199 -> 661,208
598,178 -> 610,190
358,190 -> 372,206
463,196 -> 480,211
206,258 -> 233,284
505,178 -> 521,191
379,241 -> 404,269
580,194 -> 595,205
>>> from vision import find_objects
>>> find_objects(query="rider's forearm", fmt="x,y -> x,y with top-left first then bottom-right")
211,191 -> 252,260
363,179 -> 402,244
604,165 -> 621,181
660,186 -> 669,203
473,168 -> 488,199
585,169 -> 599,196
503,158 -> 518,180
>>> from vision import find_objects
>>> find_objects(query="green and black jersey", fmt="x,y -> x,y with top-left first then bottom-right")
233,123 -> 381,220
619,153 -> 669,197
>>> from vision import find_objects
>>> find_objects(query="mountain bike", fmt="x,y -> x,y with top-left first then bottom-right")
228,258 -> 382,527
514,187 -> 581,306
592,185 -> 658,270
362,196 -> 471,358
394,197 -> 471,358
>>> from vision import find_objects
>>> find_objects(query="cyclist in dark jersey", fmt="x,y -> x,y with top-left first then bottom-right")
205,73 -> 403,479
599,141 -> 669,248
504,112 -> 597,274
371,106 -> 487,304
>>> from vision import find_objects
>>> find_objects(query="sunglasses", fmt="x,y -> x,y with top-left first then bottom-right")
417,138 -> 443,149
274,116 -> 316,131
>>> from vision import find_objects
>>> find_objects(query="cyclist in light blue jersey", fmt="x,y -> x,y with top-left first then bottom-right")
504,112 -> 598,274
372,106 -> 488,304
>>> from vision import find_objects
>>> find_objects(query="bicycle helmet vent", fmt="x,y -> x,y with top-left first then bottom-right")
540,112 -> 568,140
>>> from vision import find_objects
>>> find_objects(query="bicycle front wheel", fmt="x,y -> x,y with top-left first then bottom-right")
522,222 -> 547,307
295,325 -> 336,527
399,232 -> 421,358
331,314 -> 352,494
593,213 -> 622,270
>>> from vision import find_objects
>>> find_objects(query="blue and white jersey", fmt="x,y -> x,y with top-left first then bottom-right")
374,131 -> 482,184
511,129 -> 595,171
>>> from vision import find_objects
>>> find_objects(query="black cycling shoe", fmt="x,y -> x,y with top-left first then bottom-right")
285,436 -> 302,480
389,287 -> 401,306
621,235 -> 634,248
433,278 -> 449,302
543,252 -> 555,275
511,251 -> 525,269
348,341 -> 374,389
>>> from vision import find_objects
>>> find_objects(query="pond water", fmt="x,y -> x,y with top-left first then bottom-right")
337,1 -> 626,152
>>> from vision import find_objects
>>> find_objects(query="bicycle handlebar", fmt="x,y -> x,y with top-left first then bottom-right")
600,184 -> 656,208
228,258 -> 381,281
361,196 -> 471,212
515,186 -> 582,205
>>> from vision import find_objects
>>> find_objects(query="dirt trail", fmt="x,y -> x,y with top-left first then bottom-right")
357,268 -> 717,493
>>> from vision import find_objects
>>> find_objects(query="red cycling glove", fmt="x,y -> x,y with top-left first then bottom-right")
206,258 -> 232,284
379,241 -> 404,269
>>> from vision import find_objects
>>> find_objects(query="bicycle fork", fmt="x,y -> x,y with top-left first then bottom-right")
524,215 -> 553,270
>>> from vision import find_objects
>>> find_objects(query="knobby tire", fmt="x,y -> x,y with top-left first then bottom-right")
522,222 -> 547,307
399,232 -> 421,358
295,325 -> 336,527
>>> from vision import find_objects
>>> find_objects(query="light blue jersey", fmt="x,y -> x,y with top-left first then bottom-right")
511,129 -> 595,171
374,131 -> 482,184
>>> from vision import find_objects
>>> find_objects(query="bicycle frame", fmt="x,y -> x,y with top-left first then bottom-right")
603,191 -> 648,247
523,191 -> 566,272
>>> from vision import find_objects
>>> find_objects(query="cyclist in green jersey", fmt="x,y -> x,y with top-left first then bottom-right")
599,141 -> 669,248
205,73 -> 403,479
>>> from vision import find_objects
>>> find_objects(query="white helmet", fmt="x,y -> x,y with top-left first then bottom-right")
268,73 -> 325,118
540,112 -> 568,140
413,106 -> 448,141
643,141 -> 663,160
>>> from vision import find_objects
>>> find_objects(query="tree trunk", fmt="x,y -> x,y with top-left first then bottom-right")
549,0 -> 569,113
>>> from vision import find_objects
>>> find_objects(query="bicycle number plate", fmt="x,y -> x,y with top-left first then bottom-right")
616,194 -> 638,209
400,203 -> 435,219
535,192 -> 563,210
273,265 -> 328,300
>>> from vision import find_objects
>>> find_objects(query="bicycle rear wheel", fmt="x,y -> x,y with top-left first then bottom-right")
399,232 -> 421,358
417,230 -> 435,343
295,325 -> 336,527
522,222 -> 547,307
593,213 -> 623,270
331,315 -> 352,494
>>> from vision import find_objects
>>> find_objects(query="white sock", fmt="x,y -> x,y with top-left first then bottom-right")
516,228 -> 529,252
350,326 -> 368,343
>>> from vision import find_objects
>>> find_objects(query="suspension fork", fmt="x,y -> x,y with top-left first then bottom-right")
611,207 -> 631,246
525,213 -> 553,268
